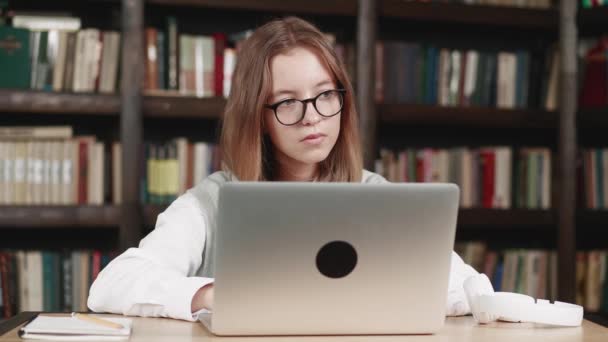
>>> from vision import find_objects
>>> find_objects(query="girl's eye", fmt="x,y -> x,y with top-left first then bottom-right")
282,99 -> 297,107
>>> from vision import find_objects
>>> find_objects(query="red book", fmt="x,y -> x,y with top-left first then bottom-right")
92,251 -> 102,281
212,33 -> 226,97
78,140 -> 88,204
0,253 -> 11,318
480,149 -> 496,208
579,38 -> 608,107
416,150 -> 424,182
144,28 -> 159,90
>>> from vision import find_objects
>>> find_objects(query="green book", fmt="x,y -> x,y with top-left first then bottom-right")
0,26 -> 31,89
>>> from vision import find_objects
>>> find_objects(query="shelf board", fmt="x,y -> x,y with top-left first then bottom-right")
0,205 -> 120,229
0,90 -> 120,115
143,95 -> 225,119
379,104 -> 557,128
577,209 -> 608,227
146,0 -> 357,16
457,208 -> 555,228
578,7 -> 608,36
578,107 -> 608,128
379,1 -> 558,30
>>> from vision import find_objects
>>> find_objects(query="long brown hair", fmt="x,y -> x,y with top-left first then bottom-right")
219,17 -> 362,182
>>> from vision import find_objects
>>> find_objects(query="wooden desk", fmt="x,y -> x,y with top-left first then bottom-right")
1,313 -> 607,341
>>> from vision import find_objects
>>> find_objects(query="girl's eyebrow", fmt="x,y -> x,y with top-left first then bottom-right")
272,79 -> 334,99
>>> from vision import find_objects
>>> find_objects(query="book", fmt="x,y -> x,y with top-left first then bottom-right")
0,26 -> 31,89
19,314 -> 132,341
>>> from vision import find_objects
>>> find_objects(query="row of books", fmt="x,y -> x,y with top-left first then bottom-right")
375,147 -> 551,209
0,250 -> 116,319
376,43 -> 558,111
456,242 -> 559,301
581,0 -> 608,8
418,0 -> 553,8
135,140 -> 221,205
581,149 -> 608,209
0,126 -> 106,205
0,16 -> 120,93
142,19 -> 357,98
457,242 -> 608,313
144,21 -> 234,97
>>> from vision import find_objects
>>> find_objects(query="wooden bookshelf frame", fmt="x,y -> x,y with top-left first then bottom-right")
0,205 -> 120,228
0,0 -> 584,306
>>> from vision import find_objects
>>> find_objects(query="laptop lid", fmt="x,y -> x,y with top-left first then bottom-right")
210,182 -> 459,336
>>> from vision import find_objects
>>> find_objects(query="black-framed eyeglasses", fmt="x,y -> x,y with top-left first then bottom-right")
264,89 -> 346,126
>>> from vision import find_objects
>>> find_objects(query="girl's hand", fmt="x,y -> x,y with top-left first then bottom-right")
191,283 -> 214,312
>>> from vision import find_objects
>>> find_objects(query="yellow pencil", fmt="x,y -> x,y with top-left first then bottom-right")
72,313 -> 124,329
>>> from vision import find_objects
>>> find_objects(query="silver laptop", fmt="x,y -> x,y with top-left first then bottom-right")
200,182 -> 459,336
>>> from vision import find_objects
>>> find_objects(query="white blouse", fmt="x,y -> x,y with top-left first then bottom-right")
88,170 -> 478,321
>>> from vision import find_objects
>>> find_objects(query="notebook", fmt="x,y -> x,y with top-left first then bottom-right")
19,315 -> 132,341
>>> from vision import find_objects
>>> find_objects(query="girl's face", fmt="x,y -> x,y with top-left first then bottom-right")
265,47 -> 341,177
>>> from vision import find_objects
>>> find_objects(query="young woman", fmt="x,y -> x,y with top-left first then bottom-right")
88,17 -> 477,321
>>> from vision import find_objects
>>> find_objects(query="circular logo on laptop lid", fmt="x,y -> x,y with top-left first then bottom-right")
316,241 -> 358,278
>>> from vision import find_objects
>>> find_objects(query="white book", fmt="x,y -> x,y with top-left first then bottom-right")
61,140 -> 76,205
494,147 -> 512,209
42,142 -> 53,204
175,138 -> 188,194
223,48 -> 236,98
438,49 -> 451,106
25,141 -> 36,205
46,30 -> 60,90
194,37 -> 204,98
73,31 -> 87,92
448,50 -> 461,106
112,143 -> 122,205
16,251 -> 29,312
193,143 -> 209,186
506,53 -> 517,108
51,141 -> 62,204
27,251 -> 44,312
14,142 -> 27,205
3,143 -> 15,204
99,32 -> 121,93
545,50 -> 560,111
13,15 -> 81,31
201,36 -> 214,97
86,29 -> 102,92
497,52 -> 509,108
53,31 -> 69,91
438,150 -> 449,183
463,50 -> 479,105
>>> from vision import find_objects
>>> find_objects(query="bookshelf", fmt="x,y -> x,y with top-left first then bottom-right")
0,206 -> 120,229
0,0 -> 600,316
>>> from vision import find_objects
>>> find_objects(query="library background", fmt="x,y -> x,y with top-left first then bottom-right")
0,0 -> 607,322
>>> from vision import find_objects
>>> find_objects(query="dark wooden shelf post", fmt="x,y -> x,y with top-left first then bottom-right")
557,0 -> 577,303
120,0 -> 144,251
357,0 -> 378,169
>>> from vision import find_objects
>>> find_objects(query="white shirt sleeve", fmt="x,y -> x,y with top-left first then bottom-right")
446,251 -> 478,316
87,194 -> 214,321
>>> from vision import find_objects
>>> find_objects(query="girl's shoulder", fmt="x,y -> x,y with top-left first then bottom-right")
185,170 -> 235,210
361,169 -> 388,184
